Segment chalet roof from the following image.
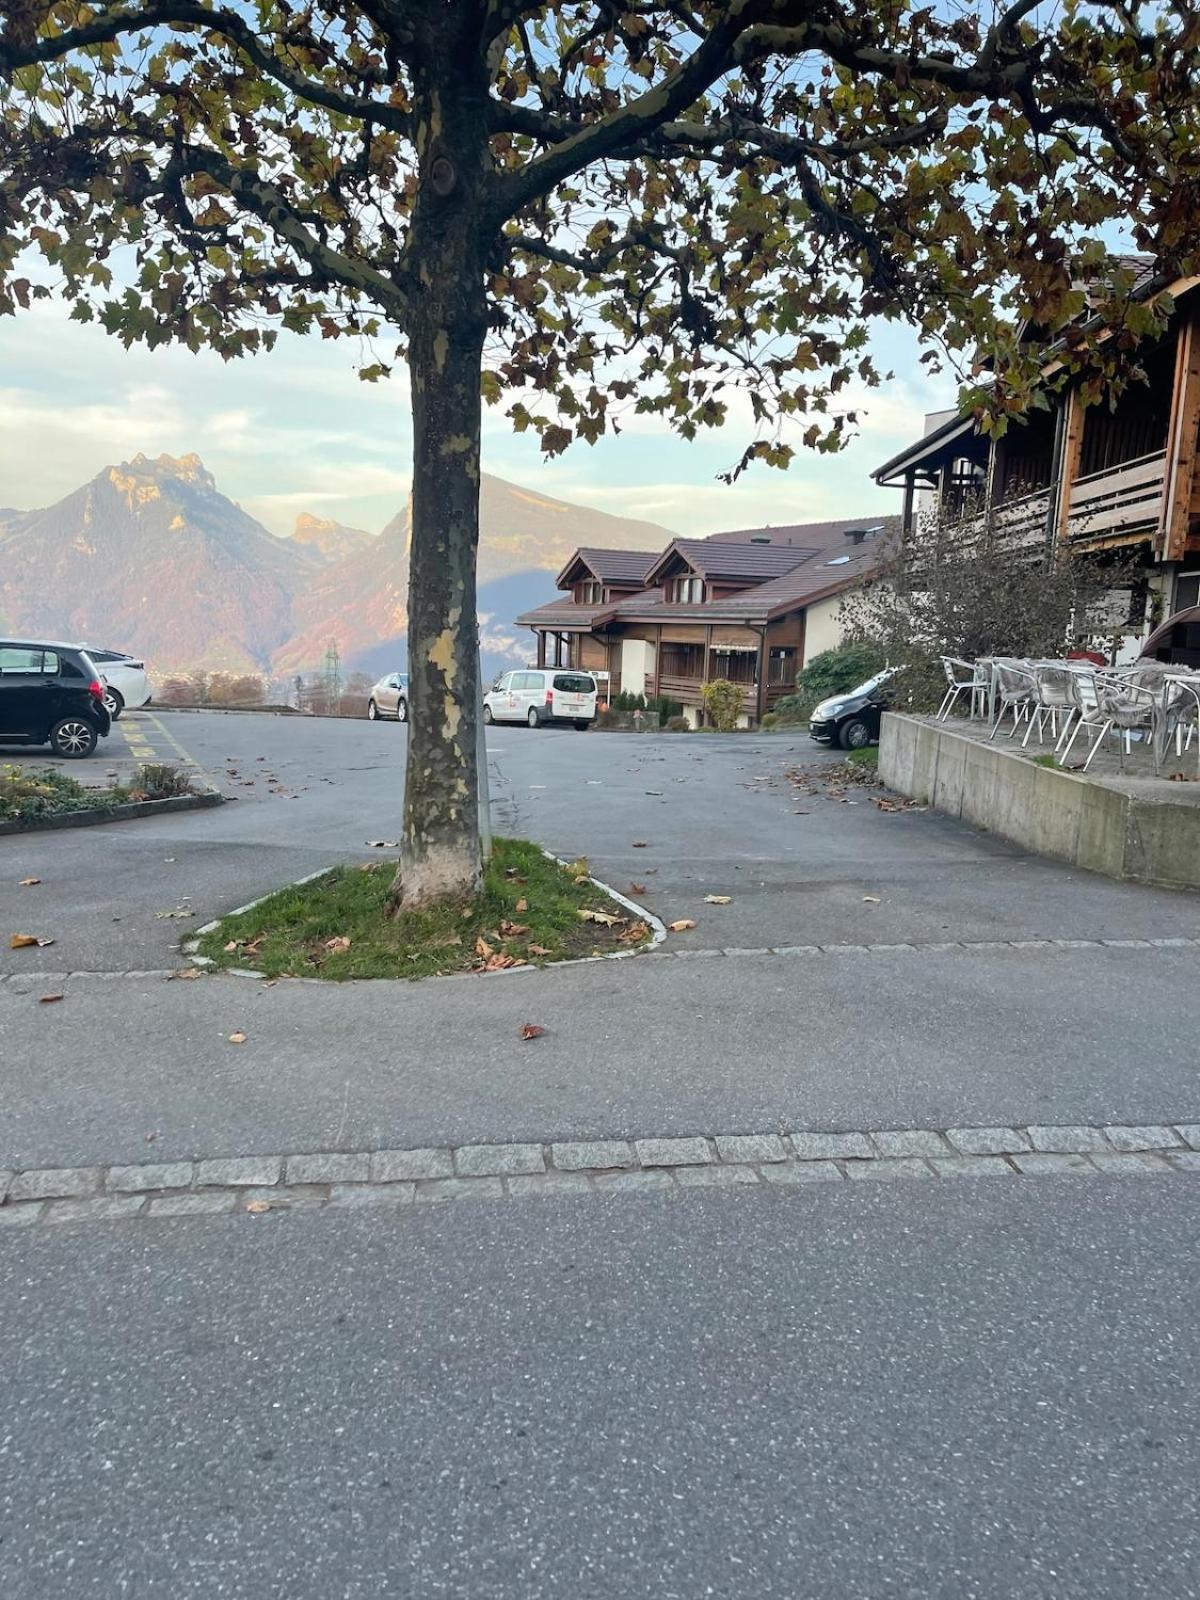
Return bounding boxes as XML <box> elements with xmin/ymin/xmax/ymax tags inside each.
<box><xmin>514</xmin><ymin>598</ymin><xmax>613</xmax><ymax>630</ymax></box>
<box><xmin>644</xmin><ymin>537</ymin><xmax>819</xmax><ymax>586</ymax></box>
<box><xmin>704</xmin><ymin>516</ymin><xmax>891</xmax><ymax>550</ymax></box>
<box><xmin>555</xmin><ymin>546</ymin><xmax>658</xmax><ymax>589</ymax></box>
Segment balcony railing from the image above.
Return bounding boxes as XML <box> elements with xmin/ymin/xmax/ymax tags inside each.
<box><xmin>1066</xmin><ymin>450</ymin><xmax>1166</xmax><ymax>542</ymax></box>
<box><xmin>657</xmin><ymin>672</ymin><xmax>759</xmax><ymax>715</ymax></box>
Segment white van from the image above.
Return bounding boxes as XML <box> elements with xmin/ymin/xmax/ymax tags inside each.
<box><xmin>484</xmin><ymin>669</ymin><xmax>598</xmax><ymax>729</ymax></box>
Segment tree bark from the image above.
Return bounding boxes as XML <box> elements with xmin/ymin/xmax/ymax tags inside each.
<box><xmin>390</xmin><ymin>13</ymin><xmax>492</xmax><ymax>911</ymax></box>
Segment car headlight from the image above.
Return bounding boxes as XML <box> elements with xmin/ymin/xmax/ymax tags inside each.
<box><xmin>812</xmin><ymin>698</ymin><xmax>844</xmax><ymax>720</ymax></box>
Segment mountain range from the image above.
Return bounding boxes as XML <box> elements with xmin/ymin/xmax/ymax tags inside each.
<box><xmin>0</xmin><ymin>453</ymin><xmax>673</xmax><ymax>683</ymax></box>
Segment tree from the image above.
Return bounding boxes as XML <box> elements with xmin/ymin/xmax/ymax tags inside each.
<box><xmin>3</xmin><ymin>2</ymin><xmax>1198</xmax><ymax>906</ymax></box>
<box><xmin>839</xmin><ymin>507</ymin><xmax>1144</xmax><ymax>708</ymax></box>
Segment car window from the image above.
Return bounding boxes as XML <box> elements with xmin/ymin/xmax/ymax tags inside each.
<box><xmin>553</xmin><ymin>674</ymin><xmax>596</xmax><ymax>694</ymax></box>
<box><xmin>0</xmin><ymin>646</ymin><xmax>57</xmax><ymax>675</ymax></box>
<box><xmin>493</xmin><ymin>673</ymin><xmax>511</xmax><ymax>691</ymax></box>
<box><xmin>59</xmin><ymin>657</ymin><xmax>85</xmax><ymax>679</ymax></box>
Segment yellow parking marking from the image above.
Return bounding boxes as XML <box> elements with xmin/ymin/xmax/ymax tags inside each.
<box><xmin>144</xmin><ymin>711</ymin><xmax>222</xmax><ymax>793</ymax></box>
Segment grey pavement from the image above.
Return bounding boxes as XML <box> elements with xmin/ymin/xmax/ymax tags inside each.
<box><xmin>3</xmin><ymin>1182</ymin><xmax>1200</xmax><ymax>1599</ymax></box>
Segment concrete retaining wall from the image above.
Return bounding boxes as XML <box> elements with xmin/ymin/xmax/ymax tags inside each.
<box><xmin>879</xmin><ymin>713</ymin><xmax>1200</xmax><ymax>892</ymax></box>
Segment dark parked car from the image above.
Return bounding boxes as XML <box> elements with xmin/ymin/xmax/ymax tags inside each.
<box><xmin>809</xmin><ymin>667</ymin><xmax>899</xmax><ymax>750</ymax></box>
<box><xmin>0</xmin><ymin>641</ymin><xmax>111</xmax><ymax>757</ymax></box>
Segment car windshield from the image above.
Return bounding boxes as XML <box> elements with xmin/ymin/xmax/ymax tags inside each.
<box><xmin>553</xmin><ymin>674</ymin><xmax>595</xmax><ymax>694</ymax></box>
<box><xmin>847</xmin><ymin>669</ymin><xmax>896</xmax><ymax>698</ymax></box>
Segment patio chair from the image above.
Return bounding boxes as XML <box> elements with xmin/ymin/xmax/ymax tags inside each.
<box><xmin>1058</xmin><ymin>669</ymin><xmax>1159</xmax><ymax>771</ymax></box>
<box><xmin>988</xmin><ymin>659</ymin><xmax>1037</xmax><ymax>741</ymax></box>
<box><xmin>1022</xmin><ymin>663</ymin><xmax>1078</xmax><ymax>748</ymax></box>
<box><xmin>936</xmin><ymin>657</ymin><xmax>989</xmax><ymax>721</ymax></box>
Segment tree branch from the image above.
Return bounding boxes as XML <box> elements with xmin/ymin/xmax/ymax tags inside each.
<box><xmin>0</xmin><ymin>1</ymin><xmax>416</xmax><ymax>135</ymax></box>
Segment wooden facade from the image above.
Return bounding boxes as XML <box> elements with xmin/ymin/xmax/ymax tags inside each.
<box><xmin>873</xmin><ymin>285</ymin><xmax>1200</xmax><ymax>638</ymax></box>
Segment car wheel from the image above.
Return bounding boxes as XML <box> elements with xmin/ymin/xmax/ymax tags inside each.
<box><xmin>839</xmin><ymin>716</ymin><xmax>873</xmax><ymax>751</ymax></box>
<box><xmin>527</xmin><ymin>707</ymin><xmax>541</xmax><ymax>728</ymax></box>
<box><xmin>103</xmin><ymin>687</ymin><xmax>124</xmax><ymax>719</ymax></box>
<box><xmin>483</xmin><ymin>705</ymin><xmax>494</xmax><ymax>725</ymax></box>
<box><xmin>51</xmin><ymin>718</ymin><xmax>98</xmax><ymax>758</ymax></box>
<box><xmin>396</xmin><ymin>698</ymin><xmax>408</xmax><ymax>724</ymax></box>
<box><xmin>367</xmin><ymin>699</ymin><xmax>379</xmax><ymax>720</ymax></box>
<box><xmin>574</xmin><ymin>720</ymin><xmax>591</xmax><ymax>732</ymax></box>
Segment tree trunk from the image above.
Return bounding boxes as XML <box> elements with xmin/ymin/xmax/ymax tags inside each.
<box><xmin>390</xmin><ymin>22</ymin><xmax>492</xmax><ymax>912</ymax></box>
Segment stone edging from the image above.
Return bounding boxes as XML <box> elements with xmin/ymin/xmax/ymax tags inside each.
<box><xmin>0</xmin><ymin>790</ymin><xmax>222</xmax><ymax>836</ymax></box>
<box><xmin>1</xmin><ymin>932</ymin><xmax>1197</xmax><ymax>990</ymax></box>
<box><xmin>179</xmin><ymin>859</ymin><xmax>667</xmax><ymax>980</ymax></box>
<box><xmin>5</xmin><ymin>1121</ymin><xmax>1200</xmax><ymax>1227</ymax></box>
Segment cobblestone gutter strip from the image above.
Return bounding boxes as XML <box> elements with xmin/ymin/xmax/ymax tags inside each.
<box><xmin>4</xmin><ymin>934</ymin><xmax>1196</xmax><ymax>990</ymax></box>
<box><xmin>5</xmin><ymin>1123</ymin><xmax>1200</xmax><ymax>1227</ymax></box>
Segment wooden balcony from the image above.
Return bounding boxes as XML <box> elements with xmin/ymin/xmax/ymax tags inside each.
<box><xmin>657</xmin><ymin>672</ymin><xmax>760</xmax><ymax>716</ymax></box>
<box><xmin>1066</xmin><ymin>450</ymin><xmax>1166</xmax><ymax>544</ymax></box>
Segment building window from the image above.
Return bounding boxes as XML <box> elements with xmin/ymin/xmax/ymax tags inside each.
<box><xmin>661</xmin><ymin>643</ymin><xmax>704</xmax><ymax>679</ymax></box>
<box><xmin>672</xmin><ymin>575</ymin><xmax>705</xmax><ymax>604</ymax></box>
<box><xmin>768</xmin><ymin>647</ymin><xmax>796</xmax><ymax>686</ymax></box>
<box><xmin>712</xmin><ymin>649</ymin><xmax>756</xmax><ymax>686</ymax></box>
<box><xmin>1176</xmin><ymin>573</ymin><xmax>1200</xmax><ymax>612</ymax></box>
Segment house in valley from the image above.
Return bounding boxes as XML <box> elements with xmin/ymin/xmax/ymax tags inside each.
<box><xmin>516</xmin><ymin>518</ymin><xmax>891</xmax><ymax>725</ymax></box>
<box><xmin>872</xmin><ymin>263</ymin><xmax>1200</xmax><ymax>655</ymax></box>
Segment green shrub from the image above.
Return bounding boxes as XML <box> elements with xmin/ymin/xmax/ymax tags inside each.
<box><xmin>702</xmin><ymin>679</ymin><xmax>743</xmax><ymax>732</ymax></box>
<box><xmin>134</xmin><ymin>763</ymin><xmax>196</xmax><ymax>799</ymax></box>
<box><xmin>664</xmin><ymin>715</ymin><xmax>691</xmax><ymax>733</ymax></box>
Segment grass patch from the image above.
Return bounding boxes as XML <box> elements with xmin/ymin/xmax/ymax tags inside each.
<box><xmin>845</xmin><ymin>747</ymin><xmax>879</xmax><ymax>770</ymax></box>
<box><xmin>0</xmin><ymin>761</ymin><xmax>198</xmax><ymax>821</ymax></box>
<box><xmin>197</xmin><ymin>837</ymin><xmax>653</xmax><ymax>981</ymax></box>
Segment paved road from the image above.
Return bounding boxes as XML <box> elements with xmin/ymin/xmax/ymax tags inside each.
<box><xmin>4</xmin><ymin>1183</ymin><xmax>1200</xmax><ymax>1599</ymax></box>
<box><xmin>4</xmin><ymin>708</ymin><xmax>1200</xmax><ymax>1596</ymax></box>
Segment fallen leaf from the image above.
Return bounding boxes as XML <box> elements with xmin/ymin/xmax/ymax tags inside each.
<box><xmin>578</xmin><ymin>908</ymin><xmax>624</xmax><ymax>927</ymax></box>
<box><xmin>169</xmin><ymin>968</ymin><xmax>205</xmax><ymax>981</ymax></box>
<box><xmin>573</xmin><ymin>874</ymin><xmax>590</xmax><ymax>886</ymax></box>
<box><xmin>704</xmin><ymin>895</ymin><xmax>733</xmax><ymax>905</ymax></box>
<box><xmin>39</xmin><ymin>993</ymin><xmax>64</xmax><ymax>1005</ymax></box>
<box><xmin>323</xmin><ymin>935</ymin><xmax>352</xmax><ymax>953</ymax></box>
<box><xmin>862</xmin><ymin>895</ymin><xmax>881</xmax><ymax>904</ymax></box>
<box><xmin>515</xmin><ymin>897</ymin><xmax>529</xmax><ymax>913</ymax></box>
<box><xmin>483</xmin><ymin>952</ymin><xmax>522</xmax><ymax>971</ymax></box>
<box><xmin>223</xmin><ymin>940</ymin><xmax>241</xmax><ymax>953</ymax></box>
<box><xmin>500</xmin><ymin>919</ymin><xmax>529</xmax><ymax>937</ymax></box>
<box><xmin>631</xmin><ymin>841</ymin><xmax>649</xmax><ymax>848</ymax></box>
<box><xmin>519</xmin><ymin>1023</ymin><xmax>546</xmax><ymax>1041</ymax></box>
<box><xmin>668</xmin><ymin>919</ymin><xmax>697</xmax><ymax>933</ymax></box>
<box><xmin>527</xmin><ymin>943</ymin><xmax>553</xmax><ymax>957</ymax></box>
<box><xmin>18</xmin><ymin>877</ymin><xmax>40</xmax><ymax>887</ymax></box>
<box><xmin>245</xmin><ymin>1199</ymin><xmax>271</xmax><ymax>1214</ymax></box>
<box><xmin>155</xmin><ymin>907</ymin><xmax>195</xmax><ymax>920</ymax></box>
<box><xmin>475</xmin><ymin>937</ymin><xmax>495</xmax><ymax>959</ymax></box>
<box><xmin>10</xmin><ymin>933</ymin><xmax>54</xmax><ymax>948</ymax></box>
<box><xmin>628</xmin><ymin>883</ymin><xmax>647</xmax><ymax>896</ymax></box>
<box><xmin>228</xmin><ymin>1031</ymin><xmax>247</xmax><ymax>1044</ymax></box>
<box><xmin>620</xmin><ymin>921</ymin><xmax>651</xmax><ymax>943</ymax></box>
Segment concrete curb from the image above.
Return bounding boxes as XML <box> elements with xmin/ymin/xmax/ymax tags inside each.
<box><xmin>0</xmin><ymin>790</ymin><xmax>223</xmax><ymax>836</ymax></box>
<box><xmin>5</xmin><ymin>1119</ymin><xmax>1200</xmax><ymax>1227</ymax></box>
<box><xmin>180</xmin><ymin>858</ymin><xmax>667</xmax><ymax>981</ymax></box>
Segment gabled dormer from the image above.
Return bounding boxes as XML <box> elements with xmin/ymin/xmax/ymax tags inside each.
<box><xmin>555</xmin><ymin>547</ymin><xmax>658</xmax><ymax>605</ymax></box>
<box><xmin>643</xmin><ymin>538</ymin><xmax>821</xmax><ymax>603</ymax></box>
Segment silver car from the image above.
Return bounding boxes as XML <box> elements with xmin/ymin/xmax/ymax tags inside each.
<box><xmin>367</xmin><ymin>671</ymin><xmax>409</xmax><ymax>722</ymax></box>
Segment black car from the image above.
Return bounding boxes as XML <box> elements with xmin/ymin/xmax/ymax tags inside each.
<box><xmin>808</xmin><ymin>668</ymin><xmax>899</xmax><ymax>750</ymax></box>
<box><xmin>0</xmin><ymin>640</ymin><xmax>112</xmax><ymax>757</ymax></box>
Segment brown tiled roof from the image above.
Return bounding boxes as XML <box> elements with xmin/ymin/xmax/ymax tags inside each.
<box><xmin>704</xmin><ymin>517</ymin><xmax>890</xmax><ymax>551</ymax></box>
<box><xmin>645</xmin><ymin>538</ymin><xmax>820</xmax><ymax>586</ymax></box>
<box><xmin>555</xmin><ymin>547</ymin><xmax>658</xmax><ymax>588</ymax></box>
<box><xmin>515</xmin><ymin>598</ymin><xmax>613</xmax><ymax>629</ymax></box>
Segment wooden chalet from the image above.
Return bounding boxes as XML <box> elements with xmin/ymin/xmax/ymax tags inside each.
<box><xmin>872</xmin><ymin>263</ymin><xmax>1200</xmax><ymax>647</ymax></box>
<box><xmin>516</xmin><ymin>520</ymin><xmax>890</xmax><ymax>726</ymax></box>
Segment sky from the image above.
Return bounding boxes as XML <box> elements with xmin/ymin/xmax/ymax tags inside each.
<box><xmin>0</xmin><ymin>293</ymin><xmax>955</xmax><ymax>539</ymax></box>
